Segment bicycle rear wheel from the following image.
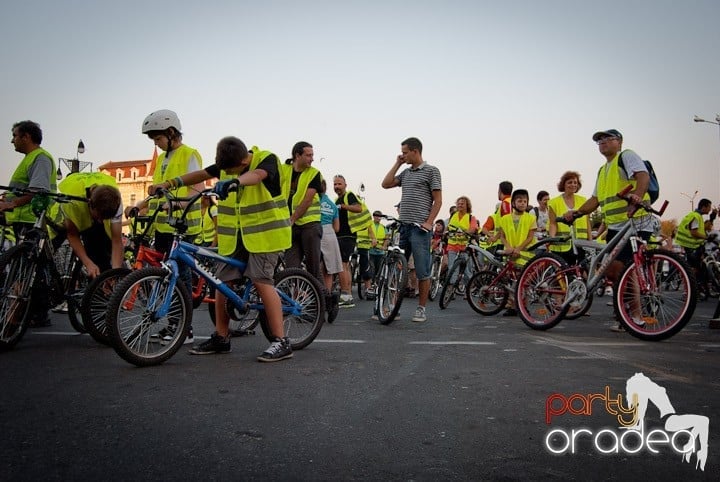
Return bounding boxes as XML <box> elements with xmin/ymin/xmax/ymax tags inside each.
<box><xmin>209</xmin><ymin>278</ymin><xmax>261</xmax><ymax>336</ymax></box>
<box><xmin>81</xmin><ymin>267</ymin><xmax>131</xmax><ymax>346</ymax></box>
<box><xmin>439</xmin><ymin>260</ymin><xmax>463</xmax><ymax>310</ymax></box>
<box><xmin>376</xmin><ymin>253</ymin><xmax>407</xmax><ymax>324</ymax></box>
<box><xmin>615</xmin><ymin>251</ymin><xmax>697</xmax><ymax>341</ymax></box>
<box><xmin>106</xmin><ymin>267</ymin><xmax>192</xmax><ymax>366</ymax></box>
<box><xmin>428</xmin><ymin>255</ymin><xmax>442</xmax><ymax>301</ymax></box>
<box><xmin>259</xmin><ymin>268</ymin><xmax>325</xmax><ymax>350</ymax></box>
<box><xmin>516</xmin><ymin>254</ymin><xmax>570</xmax><ymax>330</ymax></box>
<box><xmin>0</xmin><ymin>245</ymin><xmax>35</xmax><ymax>351</ymax></box>
<box><xmin>65</xmin><ymin>259</ymin><xmax>89</xmax><ymax>334</ymax></box>
<box><xmin>466</xmin><ymin>269</ymin><xmax>508</xmax><ymax>316</ymax></box>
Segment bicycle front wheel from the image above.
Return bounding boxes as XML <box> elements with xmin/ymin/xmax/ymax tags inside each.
<box><xmin>376</xmin><ymin>253</ymin><xmax>407</xmax><ymax>324</ymax></box>
<box><xmin>439</xmin><ymin>260</ymin><xmax>463</xmax><ymax>310</ymax></box>
<box><xmin>65</xmin><ymin>258</ymin><xmax>90</xmax><ymax>334</ymax></box>
<box><xmin>615</xmin><ymin>251</ymin><xmax>697</xmax><ymax>341</ymax></box>
<box><xmin>466</xmin><ymin>269</ymin><xmax>507</xmax><ymax>316</ymax></box>
<box><xmin>428</xmin><ymin>255</ymin><xmax>442</xmax><ymax>301</ymax></box>
<box><xmin>106</xmin><ymin>267</ymin><xmax>192</xmax><ymax>366</ymax></box>
<box><xmin>259</xmin><ymin>268</ymin><xmax>325</xmax><ymax>350</ymax></box>
<box><xmin>81</xmin><ymin>267</ymin><xmax>131</xmax><ymax>346</ymax></box>
<box><xmin>0</xmin><ymin>245</ymin><xmax>35</xmax><ymax>351</ymax></box>
<box><xmin>516</xmin><ymin>254</ymin><xmax>570</xmax><ymax>330</ymax></box>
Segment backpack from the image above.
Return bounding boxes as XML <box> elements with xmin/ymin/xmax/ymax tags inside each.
<box><xmin>618</xmin><ymin>151</ymin><xmax>660</xmax><ymax>204</ymax></box>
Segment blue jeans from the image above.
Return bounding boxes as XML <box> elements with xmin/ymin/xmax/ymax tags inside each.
<box><xmin>399</xmin><ymin>225</ymin><xmax>432</xmax><ymax>280</ymax></box>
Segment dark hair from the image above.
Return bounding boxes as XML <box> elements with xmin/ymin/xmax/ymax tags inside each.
<box><xmin>89</xmin><ymin>185</ymin><xmax>122</xmax><ymax>219</ymax></box>
<box><xmin>499</xmin><ymin>181</ymin><xmax>513</xmax><ymax>196</ymax></box>
<box><xmin>557</xmin><ymin>171</ymin><xmax>582</xmax><ymax>192</ymax></box>
<box><xmin>536</xmin><ymin>190</ymin><xmax>549</xmax><ymax>202</ymax></box>
<box><xmin>216</xmin><ymin>136</ymin><xmax>249</xmax><ymax>170</ymax></box>
<box><xmin>401</xmin><ymin>137</ymin><xmax>423</xmax><ymax>154</ymax></box>
<box><xmin>145</xmin><ymin>127</ymin><xmax>181</xmax><ymax>142</ymax></box>
<box><xmin>13</xmin><ymin>120</ymin><xmax>42</xmax><ymax>144</ymax></box>
<box><xmin>511</xmin><ymin>189</ymin><xmax>529</xmax><ymax>204</ymax></box>
<box><xmin>292</xmin><ymin>141</ymin><xmax>312</xmax><ymax>159</ymax></box>
<box><xmin>699</xmin><ymin>198</ymin><xmax>712</xmax><ymax>210</ymax></box>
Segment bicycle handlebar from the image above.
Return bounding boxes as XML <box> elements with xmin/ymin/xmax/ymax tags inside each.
<box><xmin>0</xmin><ymin>185</ymin><xmax>88</xmax><ymax>203</ymax></box>
<box><xmin>378</xmin><ymin>214</ymin><xmax>428</xmax><ymax>232</ymax></box>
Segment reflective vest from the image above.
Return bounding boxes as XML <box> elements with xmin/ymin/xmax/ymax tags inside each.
<box><xmin>216</xmin><ymin>147</ymin><xmax>291</xmax><ymax>255</ymax></box>
<box><xmin>548</xmin><ymin>194</ymin><xmax>590</xmax><ymax>253</ymax></box>
<box><xmin>339</xmin><ymin>192</ymin><xmax>371</xmax><ymax>233</ymax></box>
<box><xmin>6</xmin><ymin>147</ymin><xmax>57</xmax><ymax>223</ymax></box>
<box><xmin>597</xmin><ymin>150</ymin><xmax>650</xmax><ymax>225</ymax></box>
<box><xmin>675</xmin><ymin>211</ymin><xmax>705</xmax><ymax>249</ymax></box>
<box><xmin>195</xmin><ymin>204</ymin><xmax>218</xmax><ymax>245</ymax></box>
<box><xmin>149</xmin><ymin>144</ymin><xmax>203</xmax><ymax>235</ymax></box>
<box><xmin>447</xmin><ymin>212</ymin><xmax>474</xmax><ymax>249</ymax></box>
<box><xmin>499</xmin><ymin>212</ymin><xmax>535</xmax><ymax>266</ymax></box>
<box><xmin>284</xmin><ymin>165</ymin><xmax>321</xmax><ymax>225</ymax></box>
<box><xmin>369</xmin><ymin>222</ymin><xmax>386</xmax><ymax>254</ymax></box>
<box><xmin>59</xmin><ymin>172</ymin><xmax>119</xmax><ymax>239</ymax></box>
<box><xmin>356</xmin><ymin>225</ymin><xmax>373</xmax><ymax>249</ymax></box>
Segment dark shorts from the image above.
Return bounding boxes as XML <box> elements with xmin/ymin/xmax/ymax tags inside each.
<box><xmin>606</xmin><ymin>229</ymin><xmax>652</xmax><ymax>263</ymax></box>
<box><xmin>337</xmin><ymin>236</ymin><xmax>356</xmax><ymax>263</ymax></box>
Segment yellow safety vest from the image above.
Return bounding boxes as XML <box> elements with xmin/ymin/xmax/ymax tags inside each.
<box><xmin>596</xmin><ymin>150</ymin><xmax>650</xmax><ymax>225</ymax></box>
<box><xmin>6</xmin><ymin>148</ymin><xmax>57</xmax><ymax>224</ymax></box>
<box><xmin>284</xmin><ymin>164</ymin><xmax>321</xmax><ymax>225</ymax></box>
<box><xmin>447</xmin><ymin>212</ymin><xmax>474</xmax><ymax>249</ymax></box>
<box><xmin>675</xmin><ymin>211</ymin><xmax>705</xmax><ymax>249</ymax></box>
<box><xmin>356</xmin><ymin>225</ymin><xmax>373</xmax><ymax>249</ymax></box>
<box><xmin>339</xmin><ymin>192</ymin><xmax>371</xmax><ymax>233</ymax></box>
<box><xmin>149</xmin><ymin>144</ymin><xmax>203</xmax><ymax>235</ymax></box>
<box><xmin>499</xmin><ymin>212</ymin><xmax>535</xmax><ymax>266</ymax></box>
<box><xmin>548</xmin><ymin>194</ymin><xmax>590</xmax><ymax>253</ymax></box>
<box><xmin>58</xmin><ymin>172</ymin><xmax>119</xmax><ymax>239</ymax></box>
<box><xmin>195</xmin><ymin>204</ymin><xmax>218</xmax><ymax>245</ymax></box>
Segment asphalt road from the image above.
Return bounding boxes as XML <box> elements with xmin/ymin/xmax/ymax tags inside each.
<box><xmin>1</xmin><ymin>291</ymin><xmax>718</xmax><ymax>481</ymax></box>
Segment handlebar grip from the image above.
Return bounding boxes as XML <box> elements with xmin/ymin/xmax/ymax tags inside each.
<box><xmin>657</xmin><ymin>200</ymin><xmax>669</xmax><ymax>217</ymax></box>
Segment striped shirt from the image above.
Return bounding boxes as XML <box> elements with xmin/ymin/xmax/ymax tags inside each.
<box><xmin>396</xmin><ymin>162</ymin><xmax>442</xmax><ymax>224</ymax></box>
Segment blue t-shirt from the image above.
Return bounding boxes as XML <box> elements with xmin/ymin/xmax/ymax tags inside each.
<box><xmin>320</xmin><ymin>193</ymin><xmax>338</xmax><ymax>226</ymax></box>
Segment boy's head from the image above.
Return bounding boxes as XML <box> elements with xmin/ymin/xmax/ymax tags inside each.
<box><xmin>216</xmin><ymin>136</ymin><xmax>250</xmax><ymax>173</ymax></box>
<box><xmin>88</xmin><ymin>185</ymin><xmax>122</xmax><ymax>222</ymax></box>
<box><xmin>498</xmin><ymin>181</ymin><xmax>513</xmax><ymax>199</ymax></box>
<box><xmin>141</xmin><ymin>110</ymin><xmax>182</xmax><ymax>150</ymax></box>
<box><xmin>511</xmin><ymin>189</ymin><xmax>529</xmax><ymax>213</ymax></box>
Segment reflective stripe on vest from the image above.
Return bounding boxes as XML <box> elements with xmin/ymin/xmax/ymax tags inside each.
<box><xmin>447</xmin><ymin>212</ymin><xmax>472</xmax><ymax>248</ymax></box>
<box><xmin>342</xmin><ymin>192</ymin><xmax>372</xmax><ymax>233</ymax></box>
<box><xmin>195</xmin><ymin>205</ymin><xmax>218</xmax><ymax>245</ymax></box>
<box><xmin>6</xmin><ymin>148</ymin><xmax>57</xmax><ymax>223</ymax></box>
<box><xmin>597</xmin><ymin>151</ymin><xmax>650</xmax><ymax>225</ymax></box>
<box><xmin>148</xmin><ymin>144</ymin><xmax>203</xmax><ymax>235</ymax></box>
<box><xmin>356</xmin><ymin>226</ymin><xmax>372</xmax><ymax>249</ymax></box>
<box><xmin>499</xmin><ymin>212</ymin><xmax>535</xmax><ymax>266</ymax></box>
<box><xmin>675</xmin><ymin>211</ymin><xmax>705</xmax><ymax>249</ymax></box>
<box><xmin>548</xmin><ymin>194</ymin><xmax>589</xmax><ymax>253</ymax></box>
<box><xmin>285</xmin><ymin>165</ymin><xmax>321</xmax><ymax>225</ymax></box>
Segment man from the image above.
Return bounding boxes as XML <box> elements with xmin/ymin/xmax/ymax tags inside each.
<box><xmin>283</xmin><ymin>141</ymin><xmax>323</xmax><ymax>282</ymax></box>
<box><xmin>497</xmin><ymin>181</ymin><xmax>513</xmax><ymax>217</ymax></box>
<box><xmin>381</xmin><ymin>137</ymin><xmax>442</xmax><ymax>322</ymax></box>
<box><xmin>0</xmin><ymin>120</ymin><xmax>57</xmax><ymax>326</ymax></box>
<box><xmin>675</xmin><ymin>198</ymin><xmax>713</xmax><ymax>298</ymax></box>
<box><xmin>334</xmin><ymin>175</ymin><xmax>370</xmax><ymax>307</ymax></box>
<box><xmin>564</xmin><ymin>128</ymin><xmax>654</xmax><ymax>332</ymax></box>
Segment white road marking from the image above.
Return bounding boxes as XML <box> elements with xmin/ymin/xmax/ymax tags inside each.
<box><xmin>314</xmin><ymin>339</ymin><xmax>366</xmax><ymax>343</ymax></box>
<box><xmin>409</xmin><ymin>341</ymin><xmax>496</xmax><ymax>345</ymax></box>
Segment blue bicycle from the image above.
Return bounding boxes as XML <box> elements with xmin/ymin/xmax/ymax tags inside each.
<box><xmin>105</xmin><ymin>189</ymin><xmax>325</xmax><ymax>366</ymax></box>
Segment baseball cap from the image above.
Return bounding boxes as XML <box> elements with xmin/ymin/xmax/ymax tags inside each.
<box><xmin>592</xmin><ymin>129</ymin><xmax>623</xmax><ymax>142</ymax></box>
<box><xmin>373</xmin><ymin>210</ymin><xmax>382</xmax><ymax>216</ymax></box>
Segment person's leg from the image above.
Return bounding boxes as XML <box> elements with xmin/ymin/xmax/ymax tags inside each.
<box><xmin>301</xmin><ymin>222</ymin><xmax>323</xmax><ymax>283</ymax></box>
<box><xmin>250</xmin><ymin>252</ymin><xmax>293</xmax><ymax>362</ymax></box>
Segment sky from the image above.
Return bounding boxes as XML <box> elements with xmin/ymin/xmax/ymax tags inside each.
<box><xmin>1</xmin><ymin>0</ymin><xmax>719</xmax><ymax>223</ymax></box>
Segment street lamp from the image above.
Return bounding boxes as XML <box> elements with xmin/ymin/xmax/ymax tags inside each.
<box><xmin>693</xmin><ymin>114</ymin><xmax>720</xmax><ymax>203</ymax></box>
<box><xmin>680</xmin><ymin>190</ymin><xmax>699</xmax><ymax>210</ymax></box>
<box><xmin>58</xmin><ymin>139</ymin><xmax>92</xmax><ymax>178</ymax></box>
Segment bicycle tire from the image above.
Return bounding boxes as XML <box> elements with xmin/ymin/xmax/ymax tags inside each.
<box><xmin>106</xmin><ymin>267</ymin><xmax>192</xmax><ymax>366</ymax></box>
<box><xmin>0</xmin><ymin>245</ymin><xmax>35</xmax><ymax>351</ymax></box>
<box><xmin>209</xmin><ymin>278</ymin><xmax>261</xmax><ymax>335</ymax></box>
<box><xmin>515</xmin><ymin>253</ymin><xmax>570</xmax><ymax>330</ymax></box>
<box><xmin>467</xmin><ymin>269</ymin><xmax>508</xmax><ymax>316</ymax></box>
<box><xmin>615</xmin><ymin>251</ymin><xmax>697</xmax><ymax>341</ymax></box>
<box><xmin>439</xmin><ymin>259</ymin><xmax>464</xmax><ymax>310</ymax></box>
<box><xmin>66</xmin><ymin>259</ymin><xmax>89</xmax><ymax>334</ymax></box>
<box><xmin>258</xmin><ymin>268</ymin><xmax>325</xmax><ymax>349</ymax></box>
<box><xmin>376</xmin><ymin>253</ymin><xmax>407</xmax><ymax>324</ymax></box>
<box><xmin>707</xmin><ymin>260</ymin><xmax>720</xmax><ymax>293</ymax></box>
<box><xmin>428</xmin><ymin>255</ymin><xmax>442</xmax><ymax>301</ymax></box>
<box><xmin>81</xmin><ymin>267</ymin><xmax>131</xmax><ymax>346</ymax></box>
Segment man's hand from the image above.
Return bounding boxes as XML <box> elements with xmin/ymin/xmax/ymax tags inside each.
<box><xmin>148</xmin><ymin>183</ymin><xmax>166</xmax><ymax>196</ymax></box>
<box><xmin>213</xmin><ymin>179</ymin><xmax>239</xmax><ymax>200</ymax></box>
<box><xmin>84</xmin><ymin>261</ymin><xmax>101</xmax><ymax>279</ymax></box>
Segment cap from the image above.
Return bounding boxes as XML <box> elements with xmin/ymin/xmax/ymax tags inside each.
<box><xmin>592</xmin><ymin>129</ymin><xmax>623</xmax><ymax>142</ymax></box>
<box><xmin>373</xmin><ymin>210</ymin><xmax>382</xmax><ymax>216</ymax></box>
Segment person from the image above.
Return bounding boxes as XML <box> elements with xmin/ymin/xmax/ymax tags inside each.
<box><xmin>56</xmin><ymin>172</ymin><xmax>124</xmax><ymax>278</ymax></box>
<box><xmin>0</xmin><ymin>120</ymin><xmax>57</xmax><ymax>326</ymax></box>
<box><xmin>497</xmin><ymin>181</ymin><xmax>513</xmax><ymax>217</ymax></box>
<box><xmin>150</xmin><ymin>137</ymin><xmax>293</xmax><ymax>362</ymax></box>
<box><xmin>563</xmin><ymin>128</ymin><xmax>655</xmax><ymax>332</ymax></box>
<box><xmin>498</xmin><ymin>189</ymin><xmax>537</xmax><ymax>316</ymax></box>
<box><xmin>127</xmin><ymin>110</ymin><xmax>205</xmax><ymax>343</ymax></box>
<box><xmin>368</xmin><ymin>210</ymin><xmax>388</xmax><ymax>297</ymax></box>
<box><xmin>334</xmin><ymin>175</ymin><xmax>370</xmax><ymax>307</ymax></box>
<box><xmin>194</xmin><ymin>195</ymin><xmax>218</xmax><ymax>247</ymax></box>
<box><xmin>319</xmin><ymin>179</ymin><xmax>343</xmax><ymax>292</ymax></box>
<box><xmin>675</xmin><ymin>198</ymin><xmax>713</xmax><ymax>298</ymax></box>
<box><xmin>547</xmin><ymin>171</ymin><xmax>591</xmax><ymax>265</ymax></box>
<box><xmin>533</xmin><ymin>190</ymin><xmax>550</xmax><ymax>241</ymax></box>
<box><xmin>283</xmin><ymin>142</ymin><xmax>323</xmax><ymax>282</ymax></box>
<box><xmin>443</xmin><ymin>205</ymin><xmax>457</xmax><ymax>231</ymax></box>
<box><xmin>446</xmin><ymin>195</ymin><xmax>479</xmax><ymax>288</ymax></box>
<box><xmin>355</xmin><ymin>219</ymin><xmax>377</xmax><ymax>296</ymax></box>
<box><xmin>381</xmin><ymin>137</ymin><xmax>442</xmax><ymax>322</ymax></box>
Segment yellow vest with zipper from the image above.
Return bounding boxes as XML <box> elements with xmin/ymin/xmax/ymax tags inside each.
<box><xmin>675</xmin><ymin>211</ymin><xmax>705</xmax><ymax>249</ymax></box>
<box><xmin>548</xmin><ymin>194</ymin><xmax>589</xmax><ymax>253</ymax></box>
<box><xmin>284</xmin><ymin>164</ymin><xmax>321</xmax><ymax>225</ymax></box>
<box><xmin>596</xmin><ymin>150</ymin><xmax>650</xmax><ymax>225</ymax></box>
<box><xmin>340</xmin><ymin>192</ymin><xmax>371</xmax><ymax>233</ymax></box>
<box><xmin>499</xmin><ymin>212</ymin><xmax>535</xmax><ymax>266</ymax></box>
<box><xmin>6</xmin><ymin>147</ymin><xmax>58</xmax><ymax>224</ymax></box>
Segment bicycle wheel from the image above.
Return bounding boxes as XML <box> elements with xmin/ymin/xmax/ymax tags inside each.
<box><xmin>515</xmin><ymin>254</ymin><xmax>570</xmax><ymax>330</ymax></box>
<box><xmin>106</xmin><ymin>267</ymin><xmax>192</xmax><ymax>366</ymax></box>
<box><xmin>428</xmin><ymin>255</ymin><xmax>442</xmax><ymax>301</ymax></box>
<box><xmin>615</xmin><ymin>251</ymin><xmax>697</xmax><ymax>341</ymax></box>
<box><xmin>81</xmin><ymin>267</ymin><xmax>131</xmax><ymax>346</ymax></box>
<box><xmin>209</xmin><ymin>278</ymin><xmax>261</xmax><ymax>335</ymax></box>
<box><xmin>65</xmin><ymin>259</ymin><xmax>90</xmax><ymax>334</ymax></box>
<box><xmin>564</xmin><ymin>276</ymin><xmax>593</xmax><ymax>320</ymax></box>
<box><xmin>706</xmin><ymin>260</ymin><xmax>720</xmax><ymax>295</ymax></box>
<box><xmin>439</xmin><ymin>259</ymin><xmax>464</xmax><ymax>310</ymax></box>
<box><xmin>467</xmin><ymin>269</ymin><xmax>508</xmax><ymax>316</ymax></box>
<box><xmin>376</xmin><ymin>253</ymin><xmax>407</xmax><ymax>324</ymax></box>
<box><xmin>0</xmin><ymin>245</ymin><xmax>35</xmax><ymax>351</ymax></box>
<box><xmin>259</xmin><ymin>268</ymin><xmax>325</xmax><ymax>350</ymax></box>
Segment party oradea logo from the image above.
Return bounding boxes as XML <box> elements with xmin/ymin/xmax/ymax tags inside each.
<box><xmin>544</xmin><ymin>372</ymin><xmax>709</xmax><ymax>471</ymax></box>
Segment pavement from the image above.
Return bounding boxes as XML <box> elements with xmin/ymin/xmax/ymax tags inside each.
<box><xmin>1</xmin><ymin>291</ymin><xmax>718</xmax><ymax>481</ymax></box>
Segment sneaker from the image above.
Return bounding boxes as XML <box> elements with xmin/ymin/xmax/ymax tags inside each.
<box><xmin>371</xmin><ymin>314</ymin><xmax>379</xmax><ymax>321</ymax></box>
<box><xmin>189</xmin><ymin>332</ymin><xmax>231</xmax><ymax>355</ymax></box>
<box><xmin>51</xmin><ymin>301</ymin><xmax>68</xmax><ymax>313</ymax></box>
<box><xmin>339</xmin><ymin>295</ymin><xmax>355</xmax><ymax>308</ymax></box>
<box><xmin>184</xmin><ymin>327</ymin><xmax>195</xmax><ymax>345</ymax></box>
<box><xmin>604</xmin><ymin>286</ymin><xmax>613</xmax><ymax>296</ymax></box>
<box><xmin>412</xmin><ymin>306</ymin><xmax>427</xmax><ymax>322</ymax></box>
<box><xmin>502</xmin><ymin>308</ymin><xmax>518</xmax><ymax>317</ymax></box>
<box><xmin>257</xmin><ymin>337</ymin><xmax>293</xmax><ymax>362</ymax></box>
<box><xmin>29</xmin><ymin>312</ymin><xmax>52</xmax><ymax>328</ymax></box>
<box><xmin>610</xmin><ymin>323</ymin><xmax>625</xmax><ymax>332</ymax></box>
<box><xmin>151</xmin><ymin>326</ymin><xmax>176</xmax><ymax>343</ymax></box>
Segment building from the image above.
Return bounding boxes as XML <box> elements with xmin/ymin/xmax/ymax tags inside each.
<box><xmin>96</xmin><ymin>148</ymin><xmax>159</xmax><ymax>214</ymax></box>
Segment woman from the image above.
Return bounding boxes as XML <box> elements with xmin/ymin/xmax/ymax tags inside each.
<box><xmin>446</xmin><ymin>196</ymin><xmax>478</xmax><ymax>287</ymax></box>
<box><xmin>547</xmin><ymin>171</ymin><xmax>591</xmax><ymax>265</ymax></box>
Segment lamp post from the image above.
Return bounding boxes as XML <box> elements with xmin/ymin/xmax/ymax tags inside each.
<box><xmin>694</xmin><ymin>115</ymin><xmax>720</xmax><ymax>198</ymax></box>
<box><xmin>680</xmin><ymin>190</ymin><xmax>699</xmax><ymax>210</ymax></box>
<box><xmin>58</xmin><ymin>139</ymin><xmax>92</xmax><ymax>178</ymax></box>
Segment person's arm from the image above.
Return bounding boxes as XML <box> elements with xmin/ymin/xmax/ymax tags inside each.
<box><xmin>518</xmin><ymin>228</ymin><xmax>537</xmax><ymax>252</ymax></box>
<box><xmin>423</xmin><ymin>190</ymin><xmax>442</xmax><ymax>231</ymax></box>
<box><xmin>548</xmin><ymin>205</ymin><xmax>558</xmax><ymax>237</ymax></box>
<box><xmin>340</xmin><ymin>192</ymin><xmax>362</xmax><ymax>213</ymax></box>
<box><xmin>110</xmin><ymin>222</ymin><xmax>124</xmax><ymax>269</ymax></box>
<box><xmin>65</xmin><ymin>219</ymin><xmax>100</xmax><ymax>278</ymax></box>
<box><xmin>564</xmin><ymin>196</ymin><xmax>599</xmax><ymax>222</ymax></box>
<box><xmin>332</xmin><ymin>217</ymin><xmax>340</xmax><ymax>233</ymax></box>
<box><xmin>381</xmin><ymin>156</ymin><xmax>405</xmax><ymax>189</ymax></box>
<box><xmin>368</xmin><ymin>223</ymin><xmax>377</xmax><ymax>247</ymax></box>
<box><xmin>291</xmin><ymin>188</ymin><xmax>318</xmax><ymax>224</ymax></box>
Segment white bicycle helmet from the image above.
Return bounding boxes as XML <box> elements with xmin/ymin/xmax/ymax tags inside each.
<box><xmin>141</xmin><ymin>109</ymin><xmax>182</xmax><ymax>133</ymax></box>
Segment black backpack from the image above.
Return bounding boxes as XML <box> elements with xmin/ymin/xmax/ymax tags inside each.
<box><xmin>618</xmin><ymin>151</ymin><xmax>660</xmax><ymax>204</ymax></box>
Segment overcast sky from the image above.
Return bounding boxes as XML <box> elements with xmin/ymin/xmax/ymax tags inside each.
<box><xmin>1</xmin><ymin>0</ymin><xmax>719</xmax><ymax>221</ymax></box>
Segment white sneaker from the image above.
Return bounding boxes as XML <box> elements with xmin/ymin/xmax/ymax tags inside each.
<box><xmin>51</xmin><ymin>301</ymin><xmax>68</xmax><ymax>313</ymax></box>
<box><xmin>412</xmin><ymin>306</ymin><xmax>427</xmax><ymax>322</ymax></box>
